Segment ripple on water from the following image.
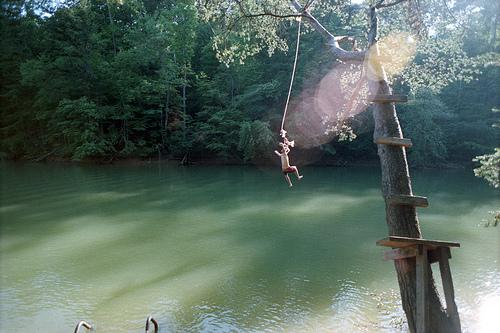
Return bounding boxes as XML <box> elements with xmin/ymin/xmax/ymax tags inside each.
<box><xmin>189</xmin><ymin>304</ymin><xmax>243</xmax><ymax>333</ymax></box>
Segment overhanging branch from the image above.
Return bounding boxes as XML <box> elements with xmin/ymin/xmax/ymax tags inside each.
<box><xmin>235</xmin><ymin>0</ymin><xmax>304</xmax><ymax>20</ymax></box>
<box><xmin>376</xmin><ymin>0</ymin><xmax>408</xmax><ymax>9</ymax></box>
<box><xmin>303</xmin><ymin>0</ymin><xmax>317</xmax><ymax>11</ymax></box>
<box><xmin>240</xmin><ymin>12</ymin><xmax>304</xmax><ymax>19</ymax></box>
<box><xmin>291</xmin><ymin>0</ymin><xmax>366</xmax><ymax>61</ymax></box>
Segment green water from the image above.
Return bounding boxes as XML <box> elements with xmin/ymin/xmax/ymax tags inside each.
<box><xmin>0</xmin><ymin>163</ymin><xmax>498</xmax><ymax>333</ymax></box>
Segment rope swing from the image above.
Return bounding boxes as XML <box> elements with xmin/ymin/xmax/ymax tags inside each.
<box><xmin>275</xmin><ymin>16</ymin><xmax>304</xmax><ymax>187</ymax></box>
<box><xmin>280</xmin><ymin>16</ymin><xmax>302</xmax><ymax>136</ymax></box>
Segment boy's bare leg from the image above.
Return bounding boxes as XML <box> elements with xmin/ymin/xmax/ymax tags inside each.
<box><xmin>284</xmin><ymin>174</ymin><xmax>293</xmax><ymax>187</ymax></box>
<box><xmin>294</xmin><ymin>167</ymin><xmax>303</xmax><ymax>180</ymax></box>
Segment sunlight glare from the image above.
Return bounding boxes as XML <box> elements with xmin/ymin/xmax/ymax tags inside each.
<box><xmin>478</xmin><ymin>296</ymin><xmax>500</xmax><ymax>333</ymax></box>
<box><xmin>286</xmin><ymin>33</ymin><xmax>416</xmax><ymax>153</ymax></box>
<box><xmin>366</xmin><ymin>32</ymin><xmax>417</xmax><ymax>81</ymax></box>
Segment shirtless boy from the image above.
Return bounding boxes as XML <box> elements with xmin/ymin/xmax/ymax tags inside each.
<box><xmin>274</xmin><ymin>142</ymin><xmax>303</xmax><ymax>187</ymax></box>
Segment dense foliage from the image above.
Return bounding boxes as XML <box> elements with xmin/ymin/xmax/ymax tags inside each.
<box><xmin>0</xmin><ymin>0</ymin><xmax>498</xmax><ymax>167</ymax></box>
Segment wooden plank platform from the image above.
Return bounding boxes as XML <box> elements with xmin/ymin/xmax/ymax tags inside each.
<box><xmin>382</xmin><ymin>247</ymin><xmax>449</xmax><ymax>263</ymax></box>
<box><xmin>371</xmin><ymin>94</ymin><xmax>408</xmax><ymax>103</ymax></box>
<box><xmin>376</xmin><ymin>236</ymin><xmax>461</xmax><ymax>332</ymax></box>
<box><xmin>375</xmin><ymin>137</ymin><xmax>412</xmax><ymax>148</ymax></box>
<box><xmin>387</xmin><ymin>194</ymin><xmax>429</xmax><ymax>207</ymax></box>
<box><xmin>376</xmin><ymin>236</ymin><xmax>460</xmax><ymax>249</ymax></box>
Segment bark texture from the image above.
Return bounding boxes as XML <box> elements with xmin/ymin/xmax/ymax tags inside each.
<box><xmin>367</xmin><ymin>6</ymin><xmax>461</xmax><ymax>333</ymax></box>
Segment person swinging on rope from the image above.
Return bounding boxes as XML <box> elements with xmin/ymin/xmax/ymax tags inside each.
<box><xmin>275</xmin><ymin>130</ymin><xmax>303</xmax><ymax>187</ymax></box>
<box><xmin>275</xmin><ymin>16</ymin><xmax>304</xmax><ymax>187</ymax></box>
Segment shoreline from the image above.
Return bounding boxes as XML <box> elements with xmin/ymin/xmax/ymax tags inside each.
<box><xmin>1</xmin><ymin>156</ymin><xmax>470</xmax><ymax>170</ymax></box>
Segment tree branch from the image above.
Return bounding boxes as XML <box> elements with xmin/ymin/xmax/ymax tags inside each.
<box><xmin>368</xmin><ymin>6</ymin><xmax>378</xmax><ymax>45</ymax></box>
<box><xmin>336</xmin><ymin>36</ymin><xmax>359</xmax><ymax>50</ymax></box>
<box><xmin>290</xmin><ymin>0</ymin><xmax>366</xmax><ymax>61</ymax></box>
<box><xmin>234</xmin><ymin>0</ymin><xmax>304</xmax><ymax>20</ymax></box>
<box><xmin>376</xmin><ymin>0</ymin><xmax>408</xmax><ymax>9</ymax></box>
<box><xmin>303</xmin><ymin>0</ymin><xmax>317</xmax><ymax>11</ymax></box>
<box><xmin>240</xmin><ymin>12</ymin><xmax>304</xmax><ymax>20</ymax></box>
<box><xmin>229</xmin><ymin>0</ymin><xmax>366</xmax><ymax>61</ymax></box>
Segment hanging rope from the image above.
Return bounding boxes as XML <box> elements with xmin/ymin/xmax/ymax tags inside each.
<box><xmin>280</xmin><ymin>17</ymin><xmax>303</xmax><ymax>134</ymax></box>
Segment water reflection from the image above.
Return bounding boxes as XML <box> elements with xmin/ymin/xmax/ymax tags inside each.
<box><xmin>0</xmin><ymin>163</ymin><xmax>498</xmax><ymax>332</ymax></box>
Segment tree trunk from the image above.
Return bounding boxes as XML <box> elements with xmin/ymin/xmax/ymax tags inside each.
<box><xmin>106</xmin><ymin>0</ymin><xmax>117</xmax><ymax>56</ymax></box>
<box><xmin>165</xmin><ymin>88</ymin><xmax>170</xmax><ymax>129</ymax></box>
<box><xmin>490</xmin><ymin>11</ymin><xmax>497</xmax><ymax>51</ymax></box>
<box><xmin>182</xmin><ymin>65</ymin><xmax>188</xmax><ymax>146</ymax></box>
<box><xmin>367</xmin><ymin>7</ymin><xmax>460</xmax><ymax>333</ymax></box>
<box><xmin>182</xmin><ymin>67</ymin><xmax>187</xmax><ymax>129</ymax></box>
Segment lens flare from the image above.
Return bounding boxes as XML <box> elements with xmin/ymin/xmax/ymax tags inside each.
<box><xmin>366</xmin><ymin>32</ymin><xmax>417</xmax><ymax>81</ymax></box>
<box><xmin>286</xmin><ymin>32</ymin><xmax>417</xmax><ymax>150</ymax></box>
<box><xmin>286</xmin><ymin>61</ymin><xmax>368</xmax><ymax>149</ymax></box>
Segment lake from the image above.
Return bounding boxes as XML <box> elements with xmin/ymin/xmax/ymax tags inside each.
<box><xmin>0</xmin><ymin>163</ymin><xmax>498</xmax><ymax>332</ymax></box>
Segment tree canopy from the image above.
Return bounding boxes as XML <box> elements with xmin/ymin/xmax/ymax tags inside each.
<box><xmin>0</xmin><ymin>0</ymin><xmax>498</xmax><ymax>166</ymax></box>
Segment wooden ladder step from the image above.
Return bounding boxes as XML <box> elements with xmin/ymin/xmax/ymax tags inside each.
<box><xmin>375</xmin><ymin>137</ymin><xmax>412</xmax><ymax>148</ymax></box>
<box><xmin>387</xmin><ymin>194</ymin><xmax>429</xmax><ymax>208</ymax></box>
<box><xmin>371</xmin><ymin>94</ymin><xmax>408</xmax><ymax>103</ymax></box>
<box><xmin>376</xmin><ymin>236</ymin><xmax>460</xmax><ymax>250</ymax></box>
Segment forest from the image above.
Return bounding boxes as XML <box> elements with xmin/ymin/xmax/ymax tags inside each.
<box><xmin>0</xmin><ymin>0</ymin><xmax>498</xmax><ymax>168</ymax></box>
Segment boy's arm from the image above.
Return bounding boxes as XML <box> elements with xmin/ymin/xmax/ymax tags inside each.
<box><xmin>274</xmin><ymin>150</ymin><xmax>281</xmax><ymax>156</ymax></box>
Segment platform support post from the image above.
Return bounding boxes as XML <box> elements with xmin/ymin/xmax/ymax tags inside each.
<box><xmin>438</xmin><ymin>247</ymin><xmax>461</xmax><ymax>332</ymax></box>
<box><xmin>376</xmin><ymin>236</ymin><xmax>461</xmax><ymax>333</ymax></box>
<box><xmin>416</xmin><ymin>244</ymin><xmax>429</xmax><ymax>333</ymax></box>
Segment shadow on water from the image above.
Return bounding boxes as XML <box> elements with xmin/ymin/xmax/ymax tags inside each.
<box><xmin>0</xmin><ymin>162</ymin><xmax>498</xmax><ymax>332</ymax></box>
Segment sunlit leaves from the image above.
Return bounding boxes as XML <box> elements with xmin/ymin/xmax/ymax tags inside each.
<box><xmin>473</xmin><ymin>148</ymin><xmax>500</xmax><ymax>188</ymax></box>
<box><xmin>401</xmin><ymin>37</ymin><xmax>493</xmax><ymax>93</ymax></box>
<box><xmin>198</xmin><ymin>0</ymin><xmax>292</xmax><ymax>65</ymax></box>
<box><xmin>200</xmin><ymin>0</ymin><xmax>498</xmax><ymax>95</ymax></box>
<box><xmin>196</xmin><ymin>0</ymin><xmax>351</xmax><ymax>65</ymax></box>
<box><xmin>377</xmin><ymin>0</ymin><xmax>498</xmax><ymax>93</ymax></box>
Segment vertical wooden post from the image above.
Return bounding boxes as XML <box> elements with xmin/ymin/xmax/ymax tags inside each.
<box><xmin>438</xmin><ymin>247</ymin><xmax>461</xmax><ymax>332</ymax></box>
<box><xmin>377</xmin><ymin>237</ymin><xmax>461</xmax><ymax>332</ymax></box>
<box><xmin>416</xmin><ymin>245</ymin><xmax>429</xmax><ymax>333</ymax></box>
